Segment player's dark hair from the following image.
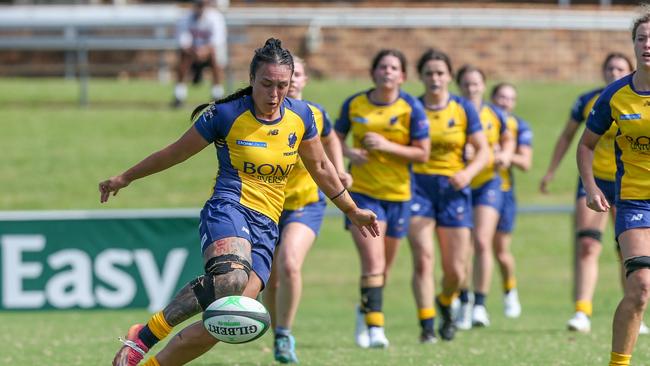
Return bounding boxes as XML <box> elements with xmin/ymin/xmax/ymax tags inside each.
<box><xmin>632</xmin><ymin>8</ymin><xmax>650</xmax><ymax>40</ymax></box>
<box><xmin>456</xmin><ymin>64</ymin><xmax>485</xmax><ymax>86</ymax></box>
<box><xmin>602</xmin><ymin>52</ymin><xmax>634</xmax><ymax>73</ymax></box>
<box><xmin>371</xmin><ymin>49</ymin><xmax>407</xmax><ymax>77</ymax></box>
<box><xmin>191</xmin><ymin>38</ymin><xmax>294</xmax><ymax>121</ymax></box>
<box><xmin>491</xmin><ymin>82</ymin><xmax>516</xmax><ymax>99</ymax></box>
<box><xmin>417</xmin><ymin>48</ymin><xmax>453</xmax><ymax>75</ymax></box>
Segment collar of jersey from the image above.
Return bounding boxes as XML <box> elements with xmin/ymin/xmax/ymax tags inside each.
<box><xmin>365</xmin><ymin>89</ymin><xmax>402</xmax><ymax>107</ymax></box>
<box><xmin>246</xmin><ymin>95</ymin><xmax>285</xmax><ymax>125</ymax></box>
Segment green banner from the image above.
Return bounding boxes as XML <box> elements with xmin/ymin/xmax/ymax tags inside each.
<box><xmin>0</xmin><ymin>210</ymin><xmax>203</xmax><ymax>311</ymax></box>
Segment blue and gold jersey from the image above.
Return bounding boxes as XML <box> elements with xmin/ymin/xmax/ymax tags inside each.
<box><xmin>571</xmin><ymin>88</ymin><xmax>618</xmax><ymax>181</ymax></box>
<box><xmin>587</xmin><ymin>73</ymin><xmax>650</xmax><ymax>200</ymax></box>
<box><xmin>335</xmin><ymin>89</ymin><xmax>429</xmax><ymax>202</ymax></box>
<box><xmin>283</xmin><ymin>101</ymin><xmax>332</xmax><ymax>210</ymax></box>
<box><xmin>413</xmin><ymin>94</ymin><xmax>482</xmax><ymax>176</ymax></box>
<box><xmin>499</xmin><ymin>115</ymin><xmax>533</xmax><ymax>192</ymax></box>
<box><xmin>194</xmin><ymin>95</ymin><xmax>317</xmax><ymax>222</ymax></box>
<box><xmin>470</xmin><ymin>103</ymin><xmax>508</xmax><ymax>189</ymax></box>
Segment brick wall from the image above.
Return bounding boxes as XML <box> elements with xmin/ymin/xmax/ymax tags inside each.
<box><xmin>226</xmin><ymin>25</ymin><xmax>635</xmax><ymax>82</ymax></box>
<box><xmin>0</xmin><ymin>25</ymin><xmax>634</xmax><ymax>82</ymax></box>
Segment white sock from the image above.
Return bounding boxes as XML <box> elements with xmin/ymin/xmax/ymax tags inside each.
<box><xmin>211</xmin><ymin>84</ymin><xmax>225</xmax><ymax>100</ymax></box>
<box><xmin>174</xmin><ymin>84</ymin><xmax>188</xmax><ymax>101</ymax></box>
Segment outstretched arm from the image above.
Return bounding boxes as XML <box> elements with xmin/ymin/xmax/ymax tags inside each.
<box><xmin>99</xmin><ymin>126</ymin><xmax>210</xmax><ymax>203</ymax></box>
<box><xmin>298</xmin><ymin>136</ymin><xmax>379</xmax><ymax>237</ymax></box>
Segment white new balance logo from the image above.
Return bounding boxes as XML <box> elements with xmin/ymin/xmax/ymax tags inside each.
<box><xmin>242</xmin><ymin>226</ymin><xmax>250</xmax><ymax>235</ymax></box>
<box><xmin>630</xmin><ymin>214</ymin><xmax>644</xmax><ymax>222</ymax></box>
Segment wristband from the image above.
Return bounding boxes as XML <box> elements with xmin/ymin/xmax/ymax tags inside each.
<box><xmin>329</xmin><ymin>188</ymin><xmax>347</xmax><ymax>201</ymax></box>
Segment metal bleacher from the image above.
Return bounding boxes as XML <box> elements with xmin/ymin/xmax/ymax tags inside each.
<box><xmin>0</xmin><ymin>5</ymin><xmax>182</xmax><ymax>105</ymax></box>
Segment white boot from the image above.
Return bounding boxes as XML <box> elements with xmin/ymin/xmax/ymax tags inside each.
<box><xmin>368</xmin><ymin>326</ymin><xmax>390</xmax><ymax>348</ymax></box>
<box><xmin>354</xmin><ymin>306</ymin><xmax>370</xmax><ymax>348</ymax></box>
<box><xmin>567</xmin><ymin>311</ymin><xmax>591</xmax><ymax>333</ymax></box>
<box><xmin>503</xmin><ymin>289</ymin><xmax>522</xmax><ymax>318</ymax></box>
<box><xmin>472</xmin><ymin>305</ymin><xmax>491</xmax><ymax>327</ymax></box>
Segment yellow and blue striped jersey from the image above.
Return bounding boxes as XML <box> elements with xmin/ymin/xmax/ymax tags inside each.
<box><xmin>571</xmin><ymin>88</ymin><xmax>618</xmax><ymax>181</ymax></box>
<box><xmin>335</xmin><ymin>89</ymin><xmax>429</xmax><ymax>202</ymax></box>
<box><xmin>587</xmin><ymin>73</ymin><xmax>650</xmax><ymax>200</ymax></box>
<box><xmin>194</xmin><ymin>95</ymin><xmax>317</xmax><ymax>222</ymax></box>
<box><xmin>283</xmin><ymin>101</ymin><xmax>332</xmax><ymax>211</ymax></box>
<box><xmin>499</xmin><ymin>115</ymin><xmax>533</xmax><ymax>192</ymax></box>
<box><xmin>412</xmin><ymin>94</ymin><xmax>482</xmax><ymax>176</ymax></box>
<box><xmin>470</xmin><ymin>103</ymin><xmax>508</xmax><ymax>189</ymax></box>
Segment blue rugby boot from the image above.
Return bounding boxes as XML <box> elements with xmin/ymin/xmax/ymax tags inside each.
<box><xmin>274</xmin><ymin>334</ymin><xmax>298</xmax><ymax>364</ymax></box>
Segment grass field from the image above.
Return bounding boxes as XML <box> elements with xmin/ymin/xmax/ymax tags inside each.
<box><xmin>1</xmin><ymin>78</ymin><xmax>648</xmax><ymax>365</ymax></box>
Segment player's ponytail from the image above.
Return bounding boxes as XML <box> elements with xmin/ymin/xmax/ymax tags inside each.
<box><xmin>190</xmin><ymin>86</ymin><xmax>254</xmax><ymax>121</ymax></box>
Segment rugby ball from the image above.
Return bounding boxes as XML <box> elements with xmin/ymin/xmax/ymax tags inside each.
<box><xmin>202</xmin><ymin>295</ymin><xmax>271</xmax><ymax>344</ymax></box>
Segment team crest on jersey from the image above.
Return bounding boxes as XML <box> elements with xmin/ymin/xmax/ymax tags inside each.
<box><xmin>448</xmin><ymin>119</ymin><xmax>456</xmax><ymax>127</ymax></box>
<box><xmin>288</xmin><ymin>132</ymin><xmax>297</xmax><ymax>149</ymax></box>
<box><xmin>389</xmin><ymin>116</ymin><xmax>398</xmax><ymax>125</ymax></box>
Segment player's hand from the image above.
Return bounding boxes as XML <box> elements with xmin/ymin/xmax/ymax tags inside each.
<box><xmin>494</xmin><ymin>151</ymin><xmax>512</xmax><ymax>169</ymax></box>
<box><xmin>338</xmin><ymin>171</ymin><xmax>353</xmax><ymax>188</ymax></box>
<box><xmin>347</xmin><ymin>148</ymin><xmax>369</xmax><ymax>165</ymax></box>
<box><xmin>346</xmin><ymin>208</ymin><xmax>380</xmax><ymax>238</ymax></box>
<box><xmin>362</xmin><ymin>132</ymin><xmax>391</xmax><ymax>152</ymax></box>
<box><xmin>539</xmin><ymin>172</ymin><xmax>554</xmax><ymax>194</ymax></box>
<box><xmin>586</xmin><ymin>189</ymin><xmax>610</xmax><ymax>212</ymax></box>
<box><xmin>449</xmin><ymin>170</ymin><xmax>471</xmax><ymax>191</ymax></box>
<box><xmin>99</xmin><ymin>175</ymin><xmax>130</xmax><ymax>203</ymax></box>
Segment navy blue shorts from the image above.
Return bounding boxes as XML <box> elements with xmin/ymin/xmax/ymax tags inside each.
<box><xmin>278</xmin><ymin>198</ymin><xmax>327</xmax><ymax>237</ymax></box>
<box><xmin>410</xmin><ymin>173</ymin><xmax>473</xmax><ymax>228</ymax></box>
<box><xmin>199</xmin><ymin>198</ymin><xmax>279</xmax><ymax>288</ymax></box>
<box><xmin>346</xmin><ymin>192</ymin><xmax>410</xmax><ymax>238</ymax></box>
<box><xmin>576</xmin><ymin>176</ymin><xmax>616</xmax><ymax>204</ymax></box>
<box><xmin>615</xmin><ymin>199</ymin><xmax>650</xmax><ymax>239</ymax></box>
<box><xmin>471</xmin><ymin>177</ymin><xmax>504</xmax><ymax>211</ymax></box>
<box><xmin>497</xmin><ymin>189</ymin><xmax>516</xmax><ymax>233</ymax></box>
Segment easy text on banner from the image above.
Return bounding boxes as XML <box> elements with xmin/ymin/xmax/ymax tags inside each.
<box><xmin>0</xmin><ymin>211</ymin><xmax>203</xmax><ymax>311</ymax></box>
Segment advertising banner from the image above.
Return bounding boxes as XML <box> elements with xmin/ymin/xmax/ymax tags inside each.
<box><xmin>0</xmin><ymin>210</ymin><xmax>203</xmax><ymax>311</ymax></box>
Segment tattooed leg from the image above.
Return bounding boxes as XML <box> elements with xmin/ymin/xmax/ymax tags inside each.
<box><xmin>151</xmin><ymin>253</ymin><xmax>263</xmax><ymax>366</ymax></box>
<box><xmin>161</xmin><ymin>237</ymin><xmax>253</xmax><ymax>326</ymax></box>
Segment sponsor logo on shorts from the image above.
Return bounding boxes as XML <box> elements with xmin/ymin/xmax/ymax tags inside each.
<box><xmin>630</xmin><ymin>213</ymin><xmax>644</xmax><ymax>222</ymax></box>
<box><xmin>241</xmin><ymin>227</ymin><xmax>250</xmax><ymax>235</ymax></box>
